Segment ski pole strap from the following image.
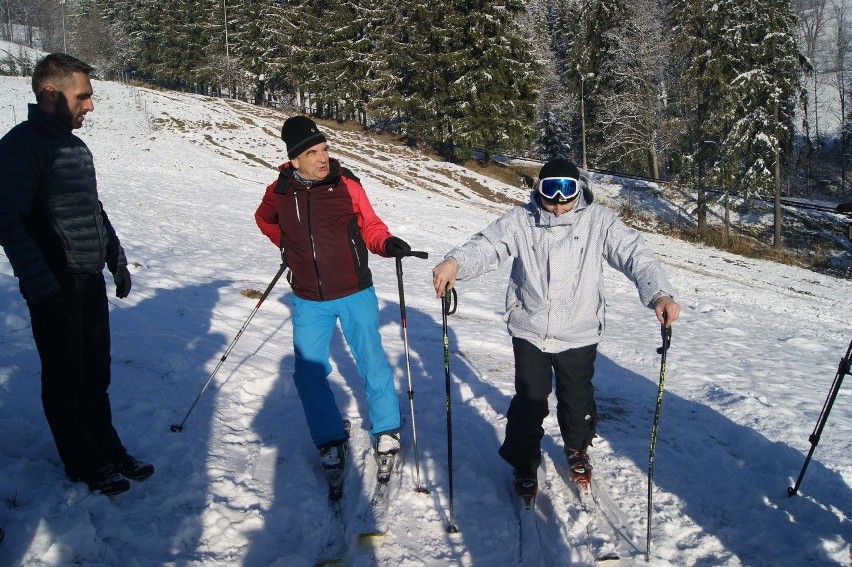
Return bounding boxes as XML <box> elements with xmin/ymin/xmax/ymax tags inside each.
<box><xmin>443</xmin><ymin>287</ymin><xmax>457</xmax><ymax>315</ymax></box>
<box><xmin>657</xmin><ymin>325</ymin><xmax>672</xmax><ymax>355</ymax></box>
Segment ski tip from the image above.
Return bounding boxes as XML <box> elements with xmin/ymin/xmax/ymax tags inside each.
<box><xmin>358</xmin><ymin>532</ymin><xmax>385</xmax><ymax>545</ymax></box>
<box><xmin>520</xmin><ymin>494</ymin><xmax>536</xmax><ymax>510</ymax></box>
<box><xmin>315</xmin><ymin>559</ymin><xmax>343</xmax><ymax>567</ymax></box>
<box><xmin>595</xmin><ymin>557</ymin><xmax>621</xmax><ymax>565</ymax></box>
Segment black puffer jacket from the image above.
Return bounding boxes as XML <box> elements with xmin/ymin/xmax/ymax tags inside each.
<box><xmin>0</xmin><ymin>104</ymin><xmax>126</xmax><ymax>303</ymax></box>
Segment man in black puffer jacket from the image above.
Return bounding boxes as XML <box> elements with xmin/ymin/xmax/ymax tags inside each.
<box><xmin>0</xmin><ymin>53</ymin><xmax>153</xmax><ymax>496</ymax></box>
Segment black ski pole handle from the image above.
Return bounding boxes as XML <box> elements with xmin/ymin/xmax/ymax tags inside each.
<box><xmin>656</xmin><ymin>325</ymin><xmax>672</xmax><ymax>355</ymax></box>
<box><xmin>406</xmin><ymin>250</ymin><xmax>429</xmax><ymax>259</ymax></box>
<box><xmin>443</xmin><ymin>287</ymin><xmax>458</xmax><ymax>315</ymax></box>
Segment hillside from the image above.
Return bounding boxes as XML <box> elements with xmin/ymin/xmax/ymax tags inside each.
<box><xmin>0</xmin><ymin>76</ymin><xmax>850</xmax><ymax>567</ymax></box>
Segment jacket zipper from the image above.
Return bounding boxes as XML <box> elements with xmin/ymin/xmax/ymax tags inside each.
<box><xmin>351</xmin><ymin>239</ymin><xmax>361</xmax><ymax>267</ymax></box>
<box><xmin>306</xmin><ymin>189</ymin><xmax>324</xmax><ymax>300</ymax></box>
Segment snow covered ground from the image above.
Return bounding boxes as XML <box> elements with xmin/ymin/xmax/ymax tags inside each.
<box><xmin>0</xmin><ymin>76</ymin><xmax>850</xmax><ymax>567</ymax></box>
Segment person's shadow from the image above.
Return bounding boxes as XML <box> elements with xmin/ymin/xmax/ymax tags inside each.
<box><xmin>375</xmin><ymin>294</ymin><xmax>528</xmax><ymax>565</ymax></box>
<box><xmin>380</xmin><ymin>288</ymin><xmax>852</xmax><ymax>566</ymax></box>
<box><xmin>0</xmin><ymin>270</ymin><xmax>229</xmax><ymax>565</ymax></box>
<box><xmin>585</xmin><ymin>352</ymin><xmax>852</xmax><ymax>566</ymax></box>
<box><xmin>243</xmin><ymin>293</ymin><xmax>373</xmax><ymax>567</ymax></box>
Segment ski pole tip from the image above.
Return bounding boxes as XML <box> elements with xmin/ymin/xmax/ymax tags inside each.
<box><xmin>170</xmin><ymin>424</ymin><xmax>183</xmax><ymax>432</ymax></box>
<box><xmin>446</xmin><ymin>524</ymin><xmax>459</xmax><ymax>534</ymax></box>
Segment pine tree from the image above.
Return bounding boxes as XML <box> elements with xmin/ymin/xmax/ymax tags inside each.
<box><xmin>668</xmin><ymin>0</ymin><xmax>732</xmax><ymax>228</ymax></box>
<box><xmin>718</xmin><ymin>0</ymin><xmax>802</xmax><ymax>201</ymax></box>
<box><xmin>526</xmin><ymin>0</ymin><xmax>576</xmax><ymax>160</ymax></box>
<box><xmin>397</xmin><ymin>0</ymin><xmax>538</xmax><ymax>161</ymax></box>
<box><xmin>570</xmin><ymin>0</ymin><xmax>630</xmax><ymax>167</ymax></box>
<box><xmin>595</xmin><ymin>0</ymin><xmax>669</xmax><ymax>177</ymax></box>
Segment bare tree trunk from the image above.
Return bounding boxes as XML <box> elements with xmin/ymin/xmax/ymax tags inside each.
<box><xmin>724</xmin><ymin>190</ymin><xmax>730</xmax><ymax>247</ymax></box>
<box><xmin>774</xmin><ymin>102</ymin><xmax>782</xmax><ymax>250</ymax></box>
<box><xmin>697</xmin><ymin>160</ymin><xmax>707</xmax><ymax>230</ymax></box>
<box><xmin>834</xmin><ymin>1</ymin><xmax>849</xmax><ymax>190</ymax></box>
<box><xmin>648</xmin><ymin>145</ymin><xmax>659</xmax><ymax>179</ymax></box>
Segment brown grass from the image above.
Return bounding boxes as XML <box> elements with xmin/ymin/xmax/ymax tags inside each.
<box><xmin>241</xmin><ymin>289</ymin><xmax>263</xmax><ymax>300</ymax></box>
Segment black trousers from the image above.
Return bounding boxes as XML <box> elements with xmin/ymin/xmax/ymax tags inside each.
<box><xmin>25</xmin><ymin>272</ymin><xmax>125</xmax><ymax>477</ymax></box>
<box><xmin>498</xmin><ymin>337</ymin><xmax>597</xmax><ymax>474</ymax></box>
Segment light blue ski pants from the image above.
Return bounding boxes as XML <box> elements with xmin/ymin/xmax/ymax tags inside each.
<box><xmin>291</xmin><ymin>286</ymin><xmax>400</xmax><ymax>448</ymax></box>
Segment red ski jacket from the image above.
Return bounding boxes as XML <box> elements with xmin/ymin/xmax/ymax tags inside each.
<box><xmin>255</xmin><ymin>159</ymin><xmax>393</xmax><ymax>301</ymax></box>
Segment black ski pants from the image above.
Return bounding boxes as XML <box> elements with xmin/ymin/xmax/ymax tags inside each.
<box><xmin>25</xmin><ymin>272</ymin><xmax>126</xmax><ymax>478</ymax></box>
<box><xmin>498</xmin><ymin>338</ymin><xmax>597</xmax><ymax>474</ymax></box>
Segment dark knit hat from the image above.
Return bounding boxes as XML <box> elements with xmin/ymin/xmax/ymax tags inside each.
<box><xmin>538</xmin><ymin>158</ymin><xmax>580</xmax><ymax>181</ymax></box>
<box><xmin>281</xmin><ymin>115</ymin><xmax>327</xmax><ymax>159</ymax></box>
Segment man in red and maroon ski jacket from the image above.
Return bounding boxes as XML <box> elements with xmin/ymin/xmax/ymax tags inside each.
<box><xmin>256</xmin><ymin>158</ymin><xmax>395</xmax><ymax>301</ymax></box>
<box><xmin>255</xmin><ymin>116</ymin><xmax>411</xmax><ymax>479</ymax></box>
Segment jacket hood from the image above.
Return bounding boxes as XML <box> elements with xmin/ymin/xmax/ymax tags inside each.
<box><xmin>526</xmin><ymin>169</ymin><xmax>594</xmax><ymax>226</ymax></box>
<box><xmin>528</xmin><ymin>166</ymin><xmax>595</xmax><ymax>225</ymax></box>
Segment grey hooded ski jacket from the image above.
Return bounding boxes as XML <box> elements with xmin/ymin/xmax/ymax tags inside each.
<box><xmin>446</xmin><ymin>176</ymin><xmax>674</xmax><ymax>353</ymax></box>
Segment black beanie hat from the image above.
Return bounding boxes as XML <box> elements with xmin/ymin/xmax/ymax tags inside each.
<box><xmin>281</xmin><ymin>115</ymin><xmax>327</xmax><ymax>159</ymax></box>
<box><xmin>538</xmin><ymin>158</ymin><xmax>580</xmax><ymax>181</ymax></box>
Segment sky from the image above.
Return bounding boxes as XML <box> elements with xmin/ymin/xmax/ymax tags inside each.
<box><xmin>0</xmin><ymin>72</ymin><xmax>850</xmax><ymax>567</ymax></box>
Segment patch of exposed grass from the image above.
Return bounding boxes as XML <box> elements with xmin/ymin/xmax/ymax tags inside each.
<box><xmin>241</xmin><ymin>288</ymin><xmax>263</xmax><ymax>300</ymax></box>
<box><xmin>620</xmin><ymin>200</ymin><xmax>838</xmax><ymax>273</ymax></box>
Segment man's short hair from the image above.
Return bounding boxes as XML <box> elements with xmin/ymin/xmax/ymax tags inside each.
<box><xmin>32</xmin><ymin>53</ymin><xmax>94</xmax><ymax>98</ymax></box>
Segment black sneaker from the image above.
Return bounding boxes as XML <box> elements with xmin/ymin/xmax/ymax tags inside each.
<box><xmin>73</xmin><ymin>464</ymin><xmax>130</xmax><ymax>496</ymax></box>
<box><xmin>111</xmin><ymin>453</ymin><xmax>155</xmax><ymax>481</ymax></box>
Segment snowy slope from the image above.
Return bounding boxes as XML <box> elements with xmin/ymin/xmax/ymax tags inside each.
<box><xmin>0</xmin><ymin>76</ymin><xmax>850</xmax><ymax>567</ymax></box>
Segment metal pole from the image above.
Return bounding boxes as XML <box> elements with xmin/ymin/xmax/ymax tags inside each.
<box><xmin>580</xmin><ymin>74</ymin><xmax>587</xmax><ymax>170</ymax></box>
<box><xmin>223</xmin><ymin>0</ymin><xmax>231</xmax><ymax>97</ymax></box>
<box><xmin>60</xmin><ymin>0</ymin><xmax>66</xmax><ymax>54</ymax></box>
<box><xmin>170</xmin><ymin>263</ymin><xmax>287</xmax><ymax>432</ymax></box>
<box><xmin>787</xmin><ymin>338</ymin><xmax>851</xmax><ymax>496</ymax></box>
<box><xmin>395</xmin><ymin>251</ymin><xmax>430</xmax><ymax>493</ymax></box>
<box><xmin>442</xmin><ymin>287</ymin><xmax>459</xmax><ymax>533</ymax></box>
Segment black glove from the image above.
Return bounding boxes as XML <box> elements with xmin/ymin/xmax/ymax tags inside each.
<box><xmin>384</xmin><ymin>236</ymin><xmax>411</xmax><ymax>258</ymax></box>
<box><xmin>113</xmin><ymin>265</ymin><xmax>132</xmax><ymax>299</ymax></box>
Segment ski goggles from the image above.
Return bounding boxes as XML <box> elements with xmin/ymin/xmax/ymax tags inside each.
<box><xmin>537</xmin><ymin>177</ymin><xmax>580</xmax><ymax>202</ymax></box>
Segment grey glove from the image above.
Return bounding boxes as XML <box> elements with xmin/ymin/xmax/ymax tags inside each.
<box><xmin>113</xmin><ymin>265</ymin><xmax>132</xmax><ymax>299</ymax></box>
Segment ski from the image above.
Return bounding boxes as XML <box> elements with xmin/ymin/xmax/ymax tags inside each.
<box><xmin>315</xmin><ymin>499</ymin><xmax>345</xmax><ymax>567</ymax></box>
<box><xmin>314</xmin><ymin>420</ymin><xmax>351</xmax><ymax>567</ymax></box>
<box><xmin>570</xmin><ymin>476</ymin><xmax>626</xmax><ymax>565</ymax></box>
<box><xmin>571</xmin><ymin>473</ymin><xmax>593</xmax><ymax>512</ymax></box>
<box><xmin>510</xmin><ymin>477</ymin><xmax>544</xmax><ymax>565</ymax></box>
<box><xmin>357</xmin><ymin>451</ymin><xmax>398</xmax><ymax>541</ymax></box>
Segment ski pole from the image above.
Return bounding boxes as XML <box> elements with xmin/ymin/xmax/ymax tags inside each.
<box><xmin>787</xmin><ymin>337</ymin><xmax>851</xmax><ymax>497</ymax></box>
<box><xmin>442</xmin><ymin>286</ymin><xmax>459</xmax><ymax>533</ymax></box>
<box><xmin>646</xmin><ymin>324</ymin><xmax>672</xmax><ymax>562</ymax></box>
<box><xmin>395</xmin><ymin>250</ymin><xmax>430</xmax><ymax>493</ymax></box>
<box><xmin>170</xmin><ymin>262</ymin><xmax>288</xmax><ymax>432</ymax></box>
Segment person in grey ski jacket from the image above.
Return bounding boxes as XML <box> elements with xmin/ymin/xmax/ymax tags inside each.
<box><xmin>0</xmin><ymin>53</ymin><xmax>153</xmax><ymax>496</ymax></box>
<box><xmin>431</xmin><ymin>158</ymin><xmax>680</xmax><ymax>491</ymax></box>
